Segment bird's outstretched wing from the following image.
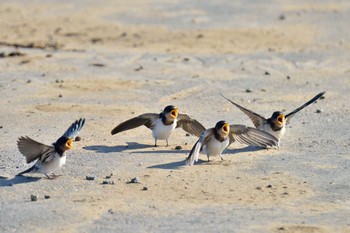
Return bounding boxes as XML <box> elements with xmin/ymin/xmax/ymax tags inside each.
<box><xmin>285</xmin><ymin>91</ymin><xmax>326</xmax><ymax>123</ymax></box>
<box><xmin>176</xmin><ymin>113</ymin><xmax>206</xmax><ymax>137</ymax></box>
<box><xmin>17</xmin><ymin>136</ymin><xmax>55</xmax><ymax>163</ymax></box>
<box><xmin>62</xmin><ymin>118</ymin><xmax>86</xmax><ymax>139</ymax></box>
<box><xmin>111</xmin><ymin>113</ymin><xmax>158</xmax><ymax>135</ymax></box>
<box><xmin>229</xmin><ymin>124</ymin><xmax>278</xmax><ymax>148</ymax></box>
<box><xmin>222</xmin><ymin>94</ymin><xmax>267</xmax><ymax>128</ymax></box>
<box><xmin>186</xmin><ymin>129</ymin><xmax>214</xmax><ymax>166</ymax></box>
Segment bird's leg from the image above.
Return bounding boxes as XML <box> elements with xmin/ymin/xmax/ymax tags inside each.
<box><xmin>154</xmin><ymin>139</ymin><xmax>158</xmax><ymax>147</ymax></box>
<box><xmin>220</xmin><ymin>154</ymin><xmax>224</xmax><ymax>161</ymax></box>
<box><xmin>45</xmin><ymin>174</ymin><xmax>54</xmax><ymax>179</ymax></box>
<box><xmin>207</xmin><ymin>155</ymin><xmax>210</xmax><ymax>162</ymax></box>
<box><xmin>166</xmin><ymin>139</ymin><xmax>169</xmax><ymax>147</ymax></box>
<box><xmin>51</xmin><ymin>173</ymin><xmax>62</xmax><ymax>178</ymax></box>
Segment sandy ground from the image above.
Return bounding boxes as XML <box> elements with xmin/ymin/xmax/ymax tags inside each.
<box><xmin>0</xmin><ymin>0</ymin><xmax>350</xmax><ymax>232</ymax></box>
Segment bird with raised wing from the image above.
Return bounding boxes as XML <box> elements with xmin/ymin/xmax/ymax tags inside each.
<box><xmin>111</xmin><ymin>105</ymin><xmax>206</xmax><ymax>147</ymax></box>
<box><xmin>186</xmin><ymin>120</ymin><xmax>278</xmax><ymax>166</ymax></box>
<box><xmin>17</xmin><ymin>118</ymin><xmax>85</xmax><ymax>179</ymax></box>
<box><xmin>221</xmin><ymin>91</ymin><xmax>325</xmax><ymax>145</ymax></box>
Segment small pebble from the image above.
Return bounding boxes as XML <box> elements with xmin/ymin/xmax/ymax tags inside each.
<box><xmin>278</xmin><ymin>14</ymin><xmax>286</xmax><ymax>20</ymax></box>
<box><xmin>131</xmin><ymin>177</ymin><xmax>139</xmax><ymax>183</ymax></box>
<box><xmin>185</xmin><ymin>133</ymin><xmax>191</xmax><ymax>137</ymax></box>
<box><xmin>58</xmin><ymin>94</ymin><xmax>62</xmax><ymax>98</ymax></box>
<box><xmin>286</xmin><ymin>76</ymin><xmax>291</xmax><ymax>80</ymax></box>
<box><xmin>90</xmin><ymin>63</ymin><xmax>105</xmax><ymax>67</ymax></box>
<box><xmin>316</xmin><ymin>109</ymin><xmax>323</xmax><ymax>113</ymax></box>
<box><xmin>105</xmin><ymin>173</ymin><xmax>113</xmax><ymax>179</ymax></box>
<box><xmin>102</xmin><ymin>180</ymin><xmax>115</xmax><ymax>185</ymax></box>
<box><xmin>86</xmin><ymin>175</ymin><xmax>96</xmax><ymax>180</ymax></box>
<box><xmin>245</xmin><ymin>88</ymin><xmax>252</xmax><ymax>93</ymax></box>
<box><xmin>134</xmin><ymin>66</ymin><xmax>143</xmax><ymax>71</ymax></box>
<box><xmin>138</xmin><ymin>162</ymin><xmax>143</xmax><ymax>167</ymax></box>
<box><xmin>266</xmin><ymin>184</ymin><xmax>272</xmax><ymax>188</ymax></box>
<box><xmin>256</xmin><ymin>186</ymin><xmax>262</xmax><ymax>190</ymax></box>
<box><xmin>44</xmin><ymin>195</ymin><xmax>51</xmax><ymax>199</ymax></box>
<box><xmin>175</xmin><ymin>145</ymin><xmax>182</xmax><ymax>150</ymax></box>
<box><xmin>31</xmin><ymin>195</ymin><xmax>38</xmax><ymax>201</ymax></box>
<box><xmin>26</xmin><ymin>79</ymin><xmax>32</xmax><ymax>84</ymax></box>
<box><xmin>142</xmin><ymin>186</ymin><xmax>148</xmax><ymax>191</ymax></box>
<box><xmin>75</xmin><ymin>136</ymin><xmax>81</xmax><ymax>141</ymax></box>
<box><xmin>264</xmin><ymin>71</ymin><xmax>270</xmax><ymax>75</ymax></box>
<box><xmin>320</xmin><ymin>95</ymin><xmax>325</xmax><ymax>100</ymax></box>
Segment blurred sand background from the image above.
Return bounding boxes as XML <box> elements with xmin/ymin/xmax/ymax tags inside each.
<box><xmin>0</xmin><ymin>0</ymin><xmax>349</xmax><ymax>232</ymax></box>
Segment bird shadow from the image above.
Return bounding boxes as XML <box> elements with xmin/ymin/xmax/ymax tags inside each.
<box><xmin>147</xmin><ymin>158</ymin><xmax>207</xmax><ymax>170</ymax></box>
<box><xmin>0</xmin><ymin>175</ymin><xmax>41</xmax><ymax>187</ymax></box>
<box><xmin>225</xmin><ymin>146</ymin><xmax>266</xmax><ymax>155</ymax></box>
<box><xmin>131</xmin><ymin>149</ymin><xmax>190</xmax><ymax>154</ymax></box>
<box><xmin>83</xmin><ymin>142</ymin><xmax>154</xmax><ymax>153</ymax></box>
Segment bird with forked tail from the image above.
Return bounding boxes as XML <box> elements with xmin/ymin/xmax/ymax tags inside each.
<box><xmin>186</xmin><ymin>120</ymin><xmax>278</xmax><ymax>166</ymax></box>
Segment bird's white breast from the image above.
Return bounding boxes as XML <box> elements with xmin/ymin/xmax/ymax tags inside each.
<box><xmin>152</xmin><ymin>118</ymin><xmax>177</xmax><ymax>140</ymax></box>
<box><xmin>202</xmin><ymin>137</ymin><xmax>229</xmax><ymax>157</ymax></box>
<box><xmin>38</xmin><ymin>154</ymin><xmax>66</xmax><ymax>174</ymax></box>
<box><xmin>259</xmin><ymin>123</ymin><xmax>285</xmax><ymax>141</ymax></box>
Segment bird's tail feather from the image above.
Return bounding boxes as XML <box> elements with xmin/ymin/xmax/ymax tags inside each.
<box><xmin>17</xmin><ymin>165</ymin><xmax>36</xmax><ymax>176</ymax></box>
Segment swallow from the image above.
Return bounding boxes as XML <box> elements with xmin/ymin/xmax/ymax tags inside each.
<box><xmin>221</xmin><ymin>91</ymin><xmax>326</xmax><ymax>144</ymax></box>
<box><xmin>111</xmin><ymin>105</ymin><xmax>206</xmax><ymax>147</ymax></box>
<box><xmin>186</xmin><ymin>120</ymin><xmax>278</xmax><ymax>166</ymax></box>
<box><xmin>17</xmin><ymin>118</ymin><xmax>85</xmax><ymax>179</ymax></box>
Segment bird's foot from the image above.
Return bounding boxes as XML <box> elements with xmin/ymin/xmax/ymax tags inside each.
<box><xmin>45</xmin><ymin>174</ymin><xmax>61</xmax><ymax>179</ymax></box>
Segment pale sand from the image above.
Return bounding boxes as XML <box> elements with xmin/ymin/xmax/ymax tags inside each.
<box><xmin>0</xmin><ymin>0</ymin><xmax>349</xmax><ymax>232</ymax></box>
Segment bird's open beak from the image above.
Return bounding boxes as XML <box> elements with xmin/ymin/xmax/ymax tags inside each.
<box><xmin>171</xmin><ymin>108</ymin><xmax>178</xmax><ymax>119</ymax></box>
<box><xmin>277</xmin><ymin>114</ymin><xmax>285</xmax><ymax>125</ymax></box>
<box><xmin>65</xmin><ymin>138</ymin><xmax>73</xmax><ymax>150</ymax></box>
<box><xmin>223</xmin><ymin>123</ymin><xmax>229</xmax><ymax>134</ymax></box>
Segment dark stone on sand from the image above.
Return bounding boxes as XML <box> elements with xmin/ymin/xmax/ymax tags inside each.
<box><xmin>31</xmin><ymin>195</ymin><xmax>38</xmax><ymax>201</ymax></box>
<box><xmin>86</xmin><ymin>175</ymin><xmax>96</xmax><ymax>181</ymax></box>
<box><xmin>131</xmin><ymin>177</ymin><xmax>139</xmax><ymax>183</ymax></box>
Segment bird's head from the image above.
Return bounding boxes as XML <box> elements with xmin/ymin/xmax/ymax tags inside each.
<box><xmin>55</xmin><ymin>136</ymin><xmax>74</xmax><ymax>152</ymax></box>
<box><xmin>271</xmin><ymin>111</ymin><xmax>285</xmax><ymax>127</ymax></box>
<box><xmin>164</xmin><ymin>105</ymin><xmax>178</xmax><ymax>119</ymax></box>
<box><xmin>215</xmin><ymin>120</ymin><xmax>230</xmax><ymax>136</ymax></box>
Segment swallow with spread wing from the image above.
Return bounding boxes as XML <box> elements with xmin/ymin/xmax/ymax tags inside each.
<box><xmin>186</xmin><ymin>120</ymin><xmax>278</xmax><ymax>166</ymax></box>
<box><xmin>111</xmin><ymin>105</ymin><xmax>206</xmax><ymax>147</ymax></box>
<box><xmin>222</xmin><ymin>91</ymin><xmax>325</xmax><ymax>145</ymax></box>
<box><xmin>17</xmin><ymin>118</ymin><xmax>85</xmax><ymax>179</ymax></box>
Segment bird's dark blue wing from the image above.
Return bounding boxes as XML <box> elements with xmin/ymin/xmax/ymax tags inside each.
<box><xmin>62</xmin><ymin>118</ymin><xmax>85</xmax><ymax>139</ymax></box>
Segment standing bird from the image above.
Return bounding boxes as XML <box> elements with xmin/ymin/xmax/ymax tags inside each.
<box><xmin>111</xmin><ymin>105</ymin><xmax>206</xmax><ymax>147</ymax></box>
<box><xmin>17</xmin><ymin>118</ymin><xmax>85</xmax><ymax>179</ymax></box>
<box><xmin>221</xmin><ymin>91</ymin><xmax>326</xmax><ymax>144</ymax></box>
<box><xmin>186</xmin><ymin>120</ymin><xmax>278</xmax><ymax>166</ymax></box>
